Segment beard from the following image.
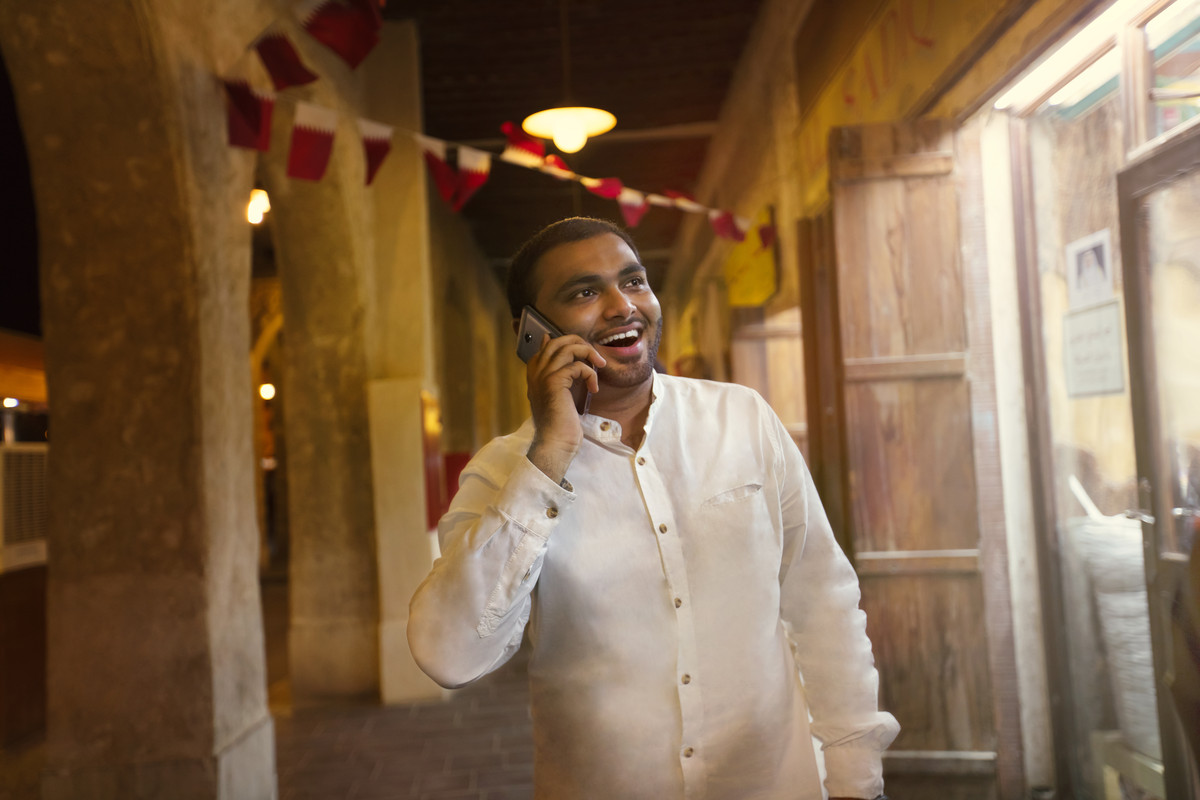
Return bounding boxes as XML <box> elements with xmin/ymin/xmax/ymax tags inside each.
<box><xmin>597</xmin><ymin>316</ymin><xmax>663</xmax><ymax>388</ymax></box>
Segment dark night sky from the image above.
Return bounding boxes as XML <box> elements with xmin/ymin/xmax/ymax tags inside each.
<box><xmin>1</xmin><ymin>48</ymin><xmax>42</xmax><ymax>337</ymax></box>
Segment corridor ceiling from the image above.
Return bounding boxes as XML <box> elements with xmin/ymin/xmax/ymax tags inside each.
<box><xmin>384</xmin><ymin>0</ymin><xmax>767</xmax><ymax>279</ymax></box>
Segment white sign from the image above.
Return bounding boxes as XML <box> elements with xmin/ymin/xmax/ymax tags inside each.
<box><xmin>1064</xmin><ymin>300</ymin><xmax>1125</xmax><ymax>398</ymax></box>
<box><xmin>1066</xmin><ymin>229</ymin><xmax>1114</xmax><ymax>310</ymax></box>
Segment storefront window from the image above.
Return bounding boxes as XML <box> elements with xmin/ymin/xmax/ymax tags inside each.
<box><xmin>1147</xmin><ymin>0</ymin><xmax>1200</xmax><ymax>139</ymax></box>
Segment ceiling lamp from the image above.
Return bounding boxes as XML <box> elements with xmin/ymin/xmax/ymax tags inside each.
<box><xmin>521</xmin><ymin>0</ymin><xmax>615</xmax><ymax>154</ymax></box>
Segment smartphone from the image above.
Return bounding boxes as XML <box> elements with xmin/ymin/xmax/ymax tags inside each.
<box><xmin>516</xmin><ymin>305</ymin><xmax>591</xmax><ymax>415</ymax></box>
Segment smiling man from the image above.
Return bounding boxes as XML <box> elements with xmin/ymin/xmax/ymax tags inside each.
<box><xmin>408</xmin><ymin>217</ymin><xmax>898</xmax><ymax>800</ymax></box>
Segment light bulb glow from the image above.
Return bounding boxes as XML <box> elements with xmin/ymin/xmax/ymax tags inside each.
<box><xmin>247</xmin><ymin>189</ymin><xmax>271</xmax><ymax>225</ymax></box>
<box><xmin>259</xmin><ymin>383</ymin><xmax>276</xmax><ymax>400</ymax></box>
<box><xmin>994</xmin><ymin>0</ymin><xmax>1152</xmax><ymax>111</ymax></box>
<box><xmin>2</xmin><ymin>397</ymin><xmax>17</xmax><ymax>408</ymax></box>
<box><xmin>522</xmin><ymin>106</ymin><xmax>616</xmax><ymax>153</ymax></box>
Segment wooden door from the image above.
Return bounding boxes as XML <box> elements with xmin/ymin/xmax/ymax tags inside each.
<box><xmin>1117</xmin><ymin>124</ymin><xmax>1200</xmax><ymax>800</ymax></box>
<box><xmin>828</xmin><ymin>120</ymin><xmax>1022</xmax><ymax>799</ymax></box>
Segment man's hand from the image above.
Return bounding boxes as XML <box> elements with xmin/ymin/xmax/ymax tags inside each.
<box><xmin>525</xmin><ymin>333</ymin><xmax>604</xmax><ymax>484</ymax></box>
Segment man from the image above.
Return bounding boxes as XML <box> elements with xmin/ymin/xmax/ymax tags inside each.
<box><xmin>408</xmin><ymin>217</ymin><xmax>898</xmax><ymax>799</ymax></box>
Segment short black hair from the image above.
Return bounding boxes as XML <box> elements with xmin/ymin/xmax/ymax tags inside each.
<box><xmin>506</xmin><ymin>217</ymin><xmax>640</xmax><ymax>318</ymax></box>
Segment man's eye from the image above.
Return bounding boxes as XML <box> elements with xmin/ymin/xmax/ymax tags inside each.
<box><xmin>627</xmin><ymin>277</ymin><xmax>645</xmax><ymax>287</ymax></box>
<box><xmin>573</xmin><ymin>288</ymin><xmax>596</xmax><ymax>299</ymax></box>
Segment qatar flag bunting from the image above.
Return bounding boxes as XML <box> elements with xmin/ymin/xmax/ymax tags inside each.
<box><xmin>617</xmin><ymin>187</ymin><xmax>650</xmax><ymax>228</ymax></box>
<box><xmin>756</xmin><ymin>223</ymin><xmax>777</xmax><ymax>252</ymax></box>
<box><xmin>665</xmin><ymin>189</ymin><xmax>706</xmax><ymax>214</ymax></box>
<box><xmin>300</xmin><ymin>0</ymin><xmax>380</xmax><ymax>69</ymax></box>
<box><xmin>222</xmin><ymin>79</ymin><xmax>275</xmax><ymax>151</ymax></box>
<box><xmin>254</xmin><ymin>26</ymin><xmax>319</xmax><ymax>90</ymax></box>
<box><xmin>540</xmin><ymin>153</ymin><xmax>574</xmax><ymax>180</ymax></box>
<box><xmin>708</xmin><ymin>210</ymin><xmax>747</xmax><ymax>242</ymax></box>
<box><xmin>499</xmin><ymin>121</ymin><xmax>545</xmax><ymax>167</ymax></box>
<box><xmin>645</xmin><ymin>193</ymin><xmax>675</xmax><ymax>207</ymax></box>
<box><xmin>357</xmin><ymin>118</ymin><xmax>392</xmax><ymax>185</ymax></box>
<box><xmin>581</xmin><ymin>177</ymin><xmax>623</xmax><ymax>200</ymax></box>
<box><xmin>416</xmin><ymin>135</ymin><xmax>458</xmax><ymax>205</ymax></box>
<box><xmin>453</xmin><ymin>146</ymin><xmax>491</xmax><ymax>211</ymax></box>
<box><xmin>287</xmin><ymin>102</ymin><xmax>338</xmax><ymax>181</ymax></box>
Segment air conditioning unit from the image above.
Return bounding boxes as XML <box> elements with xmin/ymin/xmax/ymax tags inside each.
<box><xmin>0</xmin><ymin>443</ymin><xmax>48</xmax><ymax>573</ymax></box>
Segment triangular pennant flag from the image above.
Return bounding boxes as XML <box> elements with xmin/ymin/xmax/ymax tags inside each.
<box><xmin>756</xmin><ymin>223</ymin><xmax>777</xmax><ymax>252</ymax></box>
<box><xmin>708</xmin><ymin>210</ymin><xmax>747</xmax><ymax>242</ymax></box>
<box><xmin>540</xmin><ymin>154</ymin><xmax>574</xmax><ymax>180</ymax></box>
<box><xmin>221</xmin><ymin>79</ymin><xmax>275</xmax><ymax>151</ymax></box>
<box><xmin>254</xmin><ymin>25</ymin><xmax>319</xmax><ymax>90</ymax></box>
<box><xmin>617</xmin><ymin>187</ymin><xmax>650</xmax><ymax>228</ymax></box>
<box><xmin>348</xmin><ymin>0</ymin><xmax>383</xmax><ymax>31</ymax></box>
<box><xmin>357</xmin><ymin>118</ymin><xmax>392</xmax><ymax>185</ymax></box>
<box><xmin>581</xmin><ymin>177</ymin><xmax>624</xmax><ymax>200</ymax></box>
<box><xmin>645</xmin><ymin>193</ymin><xmax>675</xmax><ymax>207</ymax></box>
<box><xmin>300</xmin><ymin>0</ymin><xmax>380</xmax><ymax>69</ymax></box>
<box><xmin>453</xmin><ymin>146</ymin><xmax>491</xmax><ymax>211</ymax></box>
<box><xmin>500</xmin><ymin>121</ymin><xmax>545</xmax><ymax>167</ymax></box>
<box><xmin>665</xmin><ymin>189</ymin><xmax>706</xmax><ymax>214</ymax></box>
<box><xmin>287</xmin><ymin>102</ymin><xmax>338</xmax><ymax>180</ymax></box>
<box><xmin>416</xmin><ymin>135</ymin><xmax>458</xmax><ymax>205</ymax></box>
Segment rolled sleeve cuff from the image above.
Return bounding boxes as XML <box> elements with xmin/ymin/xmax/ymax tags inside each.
<box><xmin>496</xmin><ymin>455</ymin><xmax>577</xmax><ymax>538</ymax></box>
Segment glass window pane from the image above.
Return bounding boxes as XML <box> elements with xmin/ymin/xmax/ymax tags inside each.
<box><xmin>1147</xmin><ymin>0</ymin><xmax>1200</xmax><ymax>138</ymax></box>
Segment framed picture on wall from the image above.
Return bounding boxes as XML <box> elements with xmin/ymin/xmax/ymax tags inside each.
<box><xmin>1066</xmin><ymin>229</ymin><xmax>1114</xmax><ymax>310</ymax></box>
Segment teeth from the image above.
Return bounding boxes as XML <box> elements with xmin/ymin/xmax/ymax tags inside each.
<box><xmin>598</xmin><ymin>330</ymin><xmax>639</xmax><ymax>346</ymax></box>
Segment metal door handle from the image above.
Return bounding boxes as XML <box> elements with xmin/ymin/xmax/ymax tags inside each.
<box><xmin>1123</xmin><ymin>508</ymin><xmax>1156</xmax><ymax>524</ymax></box>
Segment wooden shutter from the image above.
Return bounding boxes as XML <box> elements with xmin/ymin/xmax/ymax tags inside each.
<box><xmin>828</xmin><ymin>120</ymin><xmax>1023</xmax><ymax>799</ymax></box>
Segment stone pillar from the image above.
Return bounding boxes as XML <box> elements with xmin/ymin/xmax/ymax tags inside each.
<box><xmin>262</xmin><ymin>102</ymin><xmax>382</xmax><ymax>702</ymax></box>
<box><xmin>361</xmin><ymin>23</ymin><xmax>444</xmax><ymax>703</ymax></box>
<box><xmin>0</xmin><ymin>2</ymin><xmax>275</xmax><ymax>797</ymax></box>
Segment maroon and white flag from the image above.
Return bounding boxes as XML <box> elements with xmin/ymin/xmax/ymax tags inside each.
<box><xmin>708</xmin><ymin>210</ymin><xmax>748</xmax><ymax>242</ymax></box>
<box><xmin>416</xmin><ymin>135</ymin><xmax>458</xmax><ymax>205</ymax></box>
<box><xmin>221</xmin><ymin>79</ymin><xmax>275</xmax><ymax>151</ymax></box>
<box><xmin>299</xmin><ymin>0</ymin><xmax>380</xmax><ymax>69</ymax></box>
<box><xmin>287</xmin><ymin>102</ymin><xmax>338</xmax><ymax>181</ymax></box>
<box><xmin>645</xmin><ymin>192</ymin><xmax>675</xmax><ymax>208</ymax></box>
<box><xmin>756</xmin><ymin>223</ymin><xmax>777</xmax><ymax>252</ymax></box>
<box><xmin>254</xmin><ymin>25</ymin><xmax>319</xmax><ymax>90</ymax></box>
<box><xmin>617</xmin><ymin>187</ymin><xmax>650</xmax><ymax>228</ymax></box>
<box><xmin>499</xmin><ymin>121</ymin><xmax>545</xmax><ymax>167</ymax></box>
<box><xmin>665</xmin><ymin>189</ymin><xmax>706</xmax><ymax>214</ymax></box>
<box><xmin>540</xmin><ymin>153</ymin><xmax>574</xmax><ymax>181</ymax></box>
<box><xmin>357</xmin><ymin>118</ymin><xmax>392</xmax><ymax>185</ymax></box>
<box><xmin>581</xmin><ymin>177</ymin><xmax>624</xmax><ymax>200</ymax></box>
<box><xmin>453</xmin><ymin>146</ymin><xmax>491</xmax><ymax>211</ymax></box>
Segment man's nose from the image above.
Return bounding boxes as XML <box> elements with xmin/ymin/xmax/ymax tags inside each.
<box><xmin>601</xmin><ymin>288</ymin><xmax>636</xmax><ymax>318</ymax></box>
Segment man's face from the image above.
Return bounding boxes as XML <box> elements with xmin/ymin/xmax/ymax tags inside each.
<box><xmin>531</xmin><ymin>233</ymin><xmax>663</xmax><ymax>390</ymax></box>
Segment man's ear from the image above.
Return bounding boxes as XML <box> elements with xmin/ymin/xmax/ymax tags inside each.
<box><xmin>511</xmin><ymin>318</ymin><xmax>521</xmax><ymax>336</ymax></box>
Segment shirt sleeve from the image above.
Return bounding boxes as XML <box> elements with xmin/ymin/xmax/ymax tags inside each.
<box><xmin>408</xmin><ymin>441</ymin><xmax>575</xmax><ymax>689</ymax></box>
<box><xmin>765</xmin><ymin>397</ymin><xmax>900</xmax><ymax>799</ymax></box>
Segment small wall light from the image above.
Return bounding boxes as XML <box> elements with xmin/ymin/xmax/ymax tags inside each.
<box><xmin>259</xmin><ymin>383</ymin><xmax>276</xmax><ymax>401</ymax></box>
<box><xmin>2</xmin><ymin>398</ymin><xmax>17</xmax><ymax>408</ymax></box>
<box><xmin>247</xmin><ymin>189</ymin><xmax>271</xmax><ymax>225</ymax></box>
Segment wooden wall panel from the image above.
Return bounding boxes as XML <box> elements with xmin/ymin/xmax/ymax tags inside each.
<box><xmin>845</xmin><ymin>379</ymin><xmax>980</xmax><ymax>552</ymax></box>
<box><xmin>862</xmin><ymin>573</ymin><xmax>997</xmax><ymax>751</ymax></box>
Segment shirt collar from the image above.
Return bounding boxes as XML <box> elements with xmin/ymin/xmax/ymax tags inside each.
<box><xmin>581</xmin><ymin>372</ymin><xmax>665</xmax><ymax>450</ymax></box>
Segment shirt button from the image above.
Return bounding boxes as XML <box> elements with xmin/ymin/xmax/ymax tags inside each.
<box><xmin>637</xmin><ymin>456</ymin><xmax>646</xmax><ymax>465</ymax></box>
<box><xmin>681</xmin><ymin>674</ymin><xmax>691</xmax><ymax>685</ymax></box>
<box><xmin>600</xmin><ymin>421</ymin><xmax>611</xmax><ymax>431</ymax></box>
<box><xmin>674</xmin><ymin>597</ymin><xmax>682</xmax><ymax>608</ymax></box>
<box><xmin>546</xmin><ymin>507</ymin><xmax>558</xmax><ymax>518</ymax></box>
<box><xmin>683</xmin><ymin>747</ymin><xmax>694</xmax><ymax>758</ymax></box>
<box><xmin>658</xmin><ymin>523</ymin><xmax>668</xmax><ymax>534</ymax></box>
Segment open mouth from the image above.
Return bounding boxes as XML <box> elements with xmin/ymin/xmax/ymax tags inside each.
<box><xmin>595</xmin><ymin>328</ymin><xmax>642</xmax><ymax>354</ymax></box>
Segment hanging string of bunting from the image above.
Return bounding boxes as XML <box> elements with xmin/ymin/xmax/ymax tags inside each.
<box><xmin>217</xmin><ymin>0</ymin><xmax>773</xmax><ymax>246</ymax></box>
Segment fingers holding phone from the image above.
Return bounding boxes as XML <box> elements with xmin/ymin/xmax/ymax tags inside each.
<box><xmin>526</xmin><ymin>333</ymin><xmax>604</xmax><ymax>437</ymax></box>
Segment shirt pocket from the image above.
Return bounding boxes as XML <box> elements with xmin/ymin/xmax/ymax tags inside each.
<box><xmin>701</xmin><ymin>482</ymin><xmax>764</xmax><ymax>508</ymax></box>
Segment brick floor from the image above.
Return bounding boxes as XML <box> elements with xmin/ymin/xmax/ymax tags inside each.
<box><xmin>273</xmin><ymin>647</ymin><xmax>533</xmax><ymax>800</ymax></box>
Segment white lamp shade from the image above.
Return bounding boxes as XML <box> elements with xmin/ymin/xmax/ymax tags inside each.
<box><xmin>522</xmin><ymin>106</ymin><xmax>616</xmax><ymax>153</ymax></box>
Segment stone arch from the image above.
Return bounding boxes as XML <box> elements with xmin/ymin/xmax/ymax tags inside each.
<box><xmin>0</xmin><ymin>3</ymin><xmax>275</xmax><ymax>796</ymax></box>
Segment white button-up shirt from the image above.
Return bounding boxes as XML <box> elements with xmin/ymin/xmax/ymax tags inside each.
<box><xmin>409</xmin><ymin>374</ymin><xmax>899</xmax><ymax>799</ymax></box>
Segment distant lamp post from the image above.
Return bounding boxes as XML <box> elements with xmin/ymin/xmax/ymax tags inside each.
<box><xmin>247</xmin><ymin>189</ymin><xmax>271</xmax><ymax>225</ymax></box>
<box><xmin>1</xmin><ymin>398</ymin><xmax>17</xmax><ymax>408</ymax></box>
<box><xmin>259</xmin><ymin>383</ymin><xmax>276</xmax><ymax>401</ymax></box>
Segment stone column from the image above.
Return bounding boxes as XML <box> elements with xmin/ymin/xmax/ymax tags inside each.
<box><xmin>0</xmin><ymin>2</ymin><xmax>276</xmax><ymax>797</ymax></box>
<box><xmin>361</xmin><ymin>23</ymin><xmax>444</xmax><ymax>703</ymax></box>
